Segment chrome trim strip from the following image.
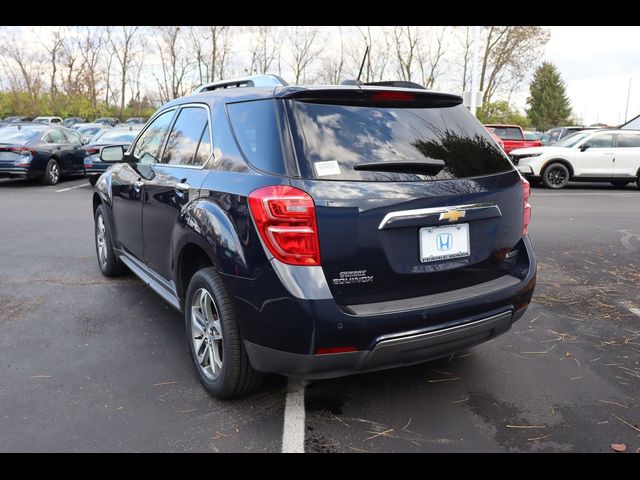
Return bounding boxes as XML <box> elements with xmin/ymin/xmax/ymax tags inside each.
<box><xmin>375</xmin><ymin>310</ymin><xmax>512</xmax><ymax>347</ymax></box>
<box><xmin>270</xmin><ymin>258</ymin><xmax>332</xmax><ymax>300</ymax></box>
<box><xmin>378</xmin><ymin>203</ymin><xmax>501</xmax><ymax>230</ymax></box>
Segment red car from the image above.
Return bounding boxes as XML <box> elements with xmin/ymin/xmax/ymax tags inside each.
<box><xmin>484</xmin><ymin>124</ymin><xmax>541</xmax><ymax>154</ymax></box>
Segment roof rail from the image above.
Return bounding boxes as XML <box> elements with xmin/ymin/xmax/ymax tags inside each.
<box><xmin>194</xmin><ymin>74</ymin><xmax>288</xmax><ymax>93</ymax></box>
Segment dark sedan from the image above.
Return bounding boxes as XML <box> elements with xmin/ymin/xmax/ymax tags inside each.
<box><xmin>83</xmin><ymin>125</ymin><xmax>143</xmax><ymax>186</ymax></box>
<box><xmin>0</xmin><ymin>123</ymin><xmax>85</xmax><ymax>185</ymax></box>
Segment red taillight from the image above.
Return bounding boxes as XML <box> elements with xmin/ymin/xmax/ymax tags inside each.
<box><xmin>0</xmin><ymin>147</ymin><xmax>34</xmax><ymax>155</ymax></box>
<box><xmin>83</xmin><ymin>147</ymin><xmax>99</xmax><ymax>155</ymax></box>
<box><xmin>315</xmin><ymin>346</ymin><xmax>357</xmax><ymax>355</ymax></box>
<box><xmin>371</xmin><ymin>91</ymin><xmax>415</xmax><ymax>102</ymax></box>
<box><xmin>521</xmin><ymin>178</ymin><xmax>531</xmax><ymax>236</ymax></box>
<box><xmin>248</xmin><ymin>185</ymin><xmax>321</xmax><ymax>266</ymax></box>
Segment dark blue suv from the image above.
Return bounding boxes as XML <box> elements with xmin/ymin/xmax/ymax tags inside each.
<box><xmin>92</xmin><ymin>75</ymin><xmax>536</xmax><ymax>398</ymax></box>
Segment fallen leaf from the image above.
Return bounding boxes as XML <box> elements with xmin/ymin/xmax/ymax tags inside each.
<box><xmin>611</xmin><ymin>443</ymin><xmax>627</xmax><ymax>452</ymax></box>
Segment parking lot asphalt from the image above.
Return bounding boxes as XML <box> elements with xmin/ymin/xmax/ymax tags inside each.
<box><xmin>1</xmin><ymin>177</ymin><xmax>638</xmax><ymax>452</ymax></box>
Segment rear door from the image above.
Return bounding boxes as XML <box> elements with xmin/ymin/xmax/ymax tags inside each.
<box><xmin>61</xmin><ymin>129</ymin><xmax>85</xmax><ymax>173</ymax></box>
<box><xmin>280</xmin><ymin>92</ymin><xmax>525</xmax><ymax>307</ymax></box>
<box><xmin>572</xmin><ymin>132</ymin><xmax>614</xmax><ymax>177</ymax></box>
<box><xmin>612</xmin><ymin>132</ymin><xmax>640</xmax><ymax>177</ymax></box>
<box><xmin>142</xmin><ymin>104</ymin><xmax>212</xmax><ymax>281</ymax></box>
<box><xmin>42</xmin><ymin>129</ymin><xmax>74</xmax><ymax>172</ymax></box>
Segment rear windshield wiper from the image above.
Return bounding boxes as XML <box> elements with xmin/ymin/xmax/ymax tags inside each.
<box><xmin>354</xmin><ymin>160</ymin><xmax>445</xmax><ymax>176</ymax></box>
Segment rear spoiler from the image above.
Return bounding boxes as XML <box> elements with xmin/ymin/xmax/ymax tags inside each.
<box><xmin>276</xmin><ymin>87</ymin><xmax>462</xmax><ymax>108</ymax></box>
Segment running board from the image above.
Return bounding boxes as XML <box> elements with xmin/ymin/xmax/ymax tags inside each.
<box><xmin>118</xmin><ymin>251</ymin><xmax>182</xmax><ymax>311</ymax></box>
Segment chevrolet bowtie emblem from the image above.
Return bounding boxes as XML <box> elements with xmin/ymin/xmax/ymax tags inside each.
<box><xmin>439</xmin><ymin>209</ymin><xmax>466</xmax><ymax>222</ymax></box>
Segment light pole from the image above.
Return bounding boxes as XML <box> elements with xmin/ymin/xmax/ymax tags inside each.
<box><xmin>469</xmin><ymin>26</ymin><xmax>481</xmax><ymax>117</ymax></box>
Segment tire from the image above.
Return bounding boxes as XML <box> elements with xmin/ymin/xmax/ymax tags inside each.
<box><xmin>542</xmin><ymin>162</ymin><xmax>570</xmax><ymax>189</ymax></box>
<box><xmin>185</xmin><ymin>268</ymin><xmax>264</xmax><ymax>398</ymax></box>
<box><xmin>88</xmin><ymin>176</ymin><xmax>98</xmax><ymax>187</ymax></box>
<box><xmin>637</xmin><ymin>176</ymin><xmax>640</xmax><ymax>190</ymax></box>
<box><xmin>94</xmin><ymin>204</ymin><xmax>127</xmax><ymax>276</ymax></box>
<box><xmin>610</xmin><ymin>180</ymin><xmax>630</xmax><ymax>187</ymax></box>
<box><xmin>41</xmin><ymin>158</ymin><xmax>61</xmax><ymax>185</ymax></box>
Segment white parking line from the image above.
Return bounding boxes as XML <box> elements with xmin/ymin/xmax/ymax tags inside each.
<box><xmin>56</xmin><ymin>183</ymin><xmax>90</xmax><ymax>193</ymax></box>
<box><xmin>282</xmin><ymin>378</ymin><xmax>306</xmax><ymax>453</ymax></box>
<box><xmin>534</xmin><ymin>192</ymin><xmax>638</xmax><ymax>197</ymax></box>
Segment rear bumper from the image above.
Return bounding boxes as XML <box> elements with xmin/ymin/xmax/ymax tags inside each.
<box><xmin>85</xmin><ymin>164</ymin><xmax>109</xmax><ymax>176</ymax></box>
<box><xmin>233</xmin><ymin>236</ymin><xmax>537</xmax><ymax>379</ymax></box>
<box><xmin>246</xmin><ymin>309</ymin><xmax>523</xmax><ymax>379</ymax></box>
<box><xmin>0</xmin><ymin>167</ymin><xmax>30</xmax><ymax>178</ymax></box>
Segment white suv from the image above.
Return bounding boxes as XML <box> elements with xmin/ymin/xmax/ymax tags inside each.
<box><xmin>511</xmin><ymin>129</ymin><xmax>640</xmax><ymax>189</ymax></box>
<box><xmin>33</xmin><ymin>116</ymin><xmax>63</xmax><ymax>125</ymax></box>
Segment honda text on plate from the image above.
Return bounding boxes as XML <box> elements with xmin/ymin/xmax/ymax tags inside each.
<box><xmin>91</xmin><ymin>75</ymin><xmax>537</xmax><ymax>398</ymax></box>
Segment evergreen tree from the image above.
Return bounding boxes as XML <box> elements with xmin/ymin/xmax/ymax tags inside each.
<box><xmin>526</xmin><ymin>62</ymin><xmax>572</xmax><ymax>131</ymax></box>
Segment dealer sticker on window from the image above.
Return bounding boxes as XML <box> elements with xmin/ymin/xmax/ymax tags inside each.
<box><xmin>314</xmin><ymin>160</ymin><xmax>341</xmax><ymax>177</ymax></box>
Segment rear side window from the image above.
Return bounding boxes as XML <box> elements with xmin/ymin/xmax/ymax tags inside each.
<box><xmin>162</xmin><ymin>107</ymin><xmax>210</xmax><ymax>166</ymax></box>
<box><xmin>43</xmin><ymin>129</ymin><xmax>66</xmax><ymax>144</ymax></box>
<box><xmin>290</xmin><ymin>102</ymin><xmax>513</xmax><ymax>182</ymax></box>
<box><xmin>616</xmin><ymin>133</ymin><xmax>640</xmax><ymax>147</ymax></box>
<box><xmin>227</xmin><ymin>99</ymin><xmax>286</xmax><ymax>175</ymax></box>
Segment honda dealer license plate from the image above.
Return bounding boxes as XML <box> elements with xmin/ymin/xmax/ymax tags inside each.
<box><xmin>419</xmin><ymin>224</ymin><xmax>470</xmax><ymax>263</ymax></box>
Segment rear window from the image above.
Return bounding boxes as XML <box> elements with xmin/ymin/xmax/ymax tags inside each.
<box><xmin>290</xmin><ymin>102</ymin><xmax>513</xmax><ymax>182</ymax></box>
<box><xmin>0</xmin><ymin>126</ymin><xmax>41</xmax><ymax>144</ymax></box>
<box><xmin>490</xmin><ymin>127</ymin><xmax>523</xmax><ymax>140</ymax></box>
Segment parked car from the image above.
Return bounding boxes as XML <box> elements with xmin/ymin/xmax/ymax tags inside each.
<box><xmin>62</xmin><ymin>117</ymin><xmax>87</xmax><ymax>128</ymax></box>
<box><xmin>540</xmin><ymin>126</ymin><xmax>600</xmax><ymax>146</ymax></box>
<box><xmin>524</xmin><ymin>131</ymin><xmax>543</xmax><ymax>141</ymax></box>
<box><xmin>3</xmin><ymin>116</ymin><xmax>32</xmax><ymax>123</ymax></box>
<box><xmin>33</xmin><ymin>116</ymin><xmax>63</xmax><ymax>125</ymax></box>
<box><xmin>92</xmin><ymin>74</ymin><xmax>536</xmax><ymax>398</ymax></box>
<box><xmin>484</xmin><ymin>124</ymin><xmax>542</xmax><ymax>153</ymax></box>
<box><xmin>75</xmin><ymin>123</ymin><xmax>112</xmax><ymax>144</ymax></box>
<box><xmin>94</xmin><ymin>117</ymin><xmax>120</xmax><ymax>127</ymax></box>
<box><xmin>510</xmin><ymin>129</ymin><xmax>640</xmax><ymax>189</ymax></box>
<box><xmin>83</xmin><ymin>125</ymin><xmax>143</xmax><ymax>186</ymax></box>
<box><xmin>124</xmin><ymin>117</ymin><xmax>146</xmax><ymax>124</ymax></box>
<box><xmin>0</xmin><ymin>123</ymin><xmax>85</xmax><ymax>185</ymax></box>
<box><xmin>486</xmin><ymin>129</ymin><xmax>505</xmax><ymax>150</ymax></box>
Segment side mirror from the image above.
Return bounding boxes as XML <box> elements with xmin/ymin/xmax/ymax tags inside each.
<box><xmin>100</xmin><ymin>145</ymin><xmax>125</xmax><ymax>163</ymax></box>
<box><xmin>580</xmin><ymin>143</ymin><xmax>591</xmax><ymax>152</ymax></box>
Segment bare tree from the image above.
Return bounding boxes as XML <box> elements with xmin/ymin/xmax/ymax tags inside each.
<box><xmin>479</xmin><ymin>26</ymin><xmax>550</xmax><ymax>103</ymax></box>
<box><xmin>38</xmin><ymin>27</ymin><xmax>66</xmax><ymax>96</ymax></box>
<box><xmin>108</xmin><ymin>25</ymin><xmax>141</xmax><ymax>117</ymax></box>
<box><xmin>247</xmin><ymin>26</ymin><xmax>279</xmax><ymax>75</ymax></box>
<box><xmin>317</xmin><ymin>26</ymin><xmax>345</xmax><ymax>84</ymax></box>
<box><xmin>189</xmin><ymin>26</ymin><xmax>233</xmax><ymax>85</ymax></box>
<box><xmin>392</xmin><ymin>26</ymin><xmax>420</xmax><ymax>82</ymax></box>
<box><xmin>77</xmin><ymin>26</ymin><xmax>105</xmax><ymax>110</ymax></box>
<box><xmin>416</xmin><ymin>26</ymin><xmax>447</xmax><ymax>89</ymax></box>
<box><xmin>287</xmin><ymin>26</ymin><xmax>323</xmax><ymax>84</ymax></box>
<box><xmin>346</xmin><ymin>26</ymin><xmax>390</xmax><ymax>82</ymax></box>
<box><xmin>153</xmin><ymin>26</ymin><xmax>193</xmax><ymax>103</ymax></box>
<box><xmin>458</xmin><ymin>26</ymin><xmax>473</xmax><ymax>94</ymax></box>
<box><xmin>0</xmin><ymin>34</ymin><xmax>44</xmax><ymax>107</ymax></box>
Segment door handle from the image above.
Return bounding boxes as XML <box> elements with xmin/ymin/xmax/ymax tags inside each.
<box><xmin>133</xmin><ymin>180</ymin><xmax>144</xmax><ymax>192</ymax></box>
<box><xmin>175</xmin><ymin>182</ymin><xmax>190</xmax><ymax>192</ymax></box>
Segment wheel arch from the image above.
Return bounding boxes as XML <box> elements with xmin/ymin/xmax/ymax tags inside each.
<box><xmin>541</xmin><ymin>158</ymin><xmax>574</xmax><ymax>178</ymax></box>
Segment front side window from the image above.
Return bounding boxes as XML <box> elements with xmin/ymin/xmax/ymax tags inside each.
<box><xmin>161</xmin><ymin>107</ymin><xmax>210</xmax><ymax>166</ymax></box>
<box><xmin>132</xmin><ymin>110</ymin><xmax>174</xmax><ymax>164</ymax></box>
<box><xmin>586</xmin><ymin>133</ymin><xmax>613</xmax><ymax>148</ymax></box>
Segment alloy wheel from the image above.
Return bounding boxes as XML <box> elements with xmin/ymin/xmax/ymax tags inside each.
<box><xmin>191</xmin><ymin>288</ymin><xmax>223</xmax><ymax>380</ymax></box>
<box><xmin>96</xmin><ymin>214</ymin><xmax>107</xmax><ymax>268</ymax></box>
<box><xmin>546</xmin><ymin>166</ymin><xmax>567</xmax><ymax>187</ymax></box>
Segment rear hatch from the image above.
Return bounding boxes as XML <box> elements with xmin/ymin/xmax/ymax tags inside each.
<box><xmin>283</xmin><ymin>88</ymin><xmax>525</xmax><ymax>307</ymax></box>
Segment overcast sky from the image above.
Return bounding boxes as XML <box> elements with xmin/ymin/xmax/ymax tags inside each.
<box><xmin>543</xmin><ymin>26</ymin><xmax>640</xmax><ymax>126</ymax></box>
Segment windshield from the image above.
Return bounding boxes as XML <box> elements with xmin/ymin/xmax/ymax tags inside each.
<box><xmin>92</xmin><ymin>129</ymin><xmax>138</xmax><ymax>143</ymax></box>
<box><xmin>555</xmin><ymin>131</ymin><xmax>591</xmax><ymax>147</ymax></box>
<box><xmin>0</xmin><ymin>126</ymin><xmax>41</xmax><ymax>144</ymax></box>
